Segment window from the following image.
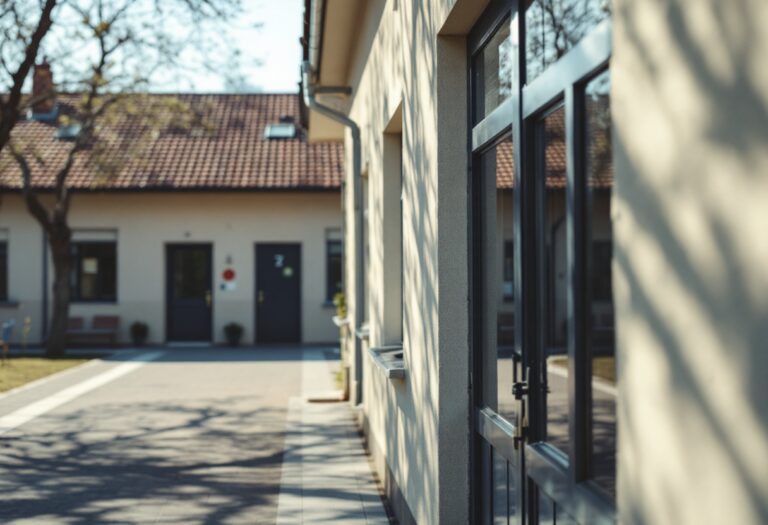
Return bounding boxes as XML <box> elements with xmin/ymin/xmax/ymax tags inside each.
<box><xmin>70</xmin><ymin>242</ymin><xmax>117</xmax><ymax>302</ymax></box>
<box><xmin>0</xmin><ymin>242</ymin><xmax>7</xmax><ymax>301</ymax></box>
<box><xmin>539</xmin><ymin>104</ymin><xmax>571</xmax><ymax>458</ymax></box>
<box><xmin>383</xmin><ymin>118</ymin><xmax>404</xmax><ymax>344</ymax></box>
<box><xmin>592</xmin><ymin>240</ymin><xmax>612</xmax><ymax>301</ymax></box>
<box><xmin>326</xmin><ymin>237</ymin><xmax>343</xmax><ymax>302</ymax></box>
<box><xmin>472</xmin><ymin>16</ymin><xmax>513</xmax><ymax>122</ymax></box>
<box><xmin>264</xmin><ymin>123</ymin><xmax>296</xmax><ymax>139</ymax></box>
<box><xmin>525</xmin><ymin>0</ymin><xmax>611</xmax><ymax>82</ymax></box>
<box><xmin>586</xmin><ymin>69</ymin><xmax>615</xmax><ymax>498</ymax></box>
<box><xmin>503</xmin><ymin>240</ymin><xmax>514</xmax><ymax>302</ymax></box>
<box><xmin>362</xmin><ymin>173</ymin><xmax>370</xmax><ymax>323</ymax></box>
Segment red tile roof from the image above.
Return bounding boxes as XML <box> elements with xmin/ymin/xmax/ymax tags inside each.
<box><xmin>495</xmin><ymin>102</ymin><xmax>612</xmax><ymax>190</ymax></box>
<box><xmin>0</xmin><ymin>93</ymin><xmax>343</xmax><ymax>191</ymax></box>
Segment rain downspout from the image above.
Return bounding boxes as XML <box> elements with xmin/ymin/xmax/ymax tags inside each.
<box><xmin>302</xmin><ymin>13</ymin><xmax>363</xmax><ymax>403</ymax></box>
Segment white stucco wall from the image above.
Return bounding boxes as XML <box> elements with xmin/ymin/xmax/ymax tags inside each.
<box><xmin>334</xmin><ymin>1</ymin><xmax>490</xmax><ymax>522</ymax></box>
<box><xmin>0</xmin><ymin>191</ymin><xmax>341</xmax><ymax>345</ymax></box>
<box><xmin>614</xmin><ymin>0</ymin><xmax>768</xmax><ymax>523</ymax></box>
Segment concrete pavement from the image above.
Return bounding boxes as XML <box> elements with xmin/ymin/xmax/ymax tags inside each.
<box><xmin>0</xmin><ymin>347</ymin><xmax>389</xmax><ymax>524</ymax></box>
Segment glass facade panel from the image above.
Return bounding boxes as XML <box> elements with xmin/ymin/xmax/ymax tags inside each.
<box><xmin>585</xmin><ymin>69</ymin><xmax>616</xmax><ymax>498</ymax></box>
<box><xmin>525</xmin><ymin>0</ymin><xmax>610</xmax><ymax>82</ymax></box>
<box><xmin>541</xmin><ymin>105</ymin><xmax>570</xmax><ymax>457</ymax></box>
<box><xmin>0</xmin><ymin>242</ymin><xmax>6</xmax><ymax>301</ymax></box>
<box><xmin>492</xmin><ymin>450</ymin><xmax>509</xmax><ymax>524</ymax></box>
<box><xmin>473</xmin><ymin>19</ymin><xmax>513</xmax><ymax>122</ymax></box>
<box><xmin>478</xmin><ymin>137</ymin><xmax>518</xmax><ymax>422</ymax></box>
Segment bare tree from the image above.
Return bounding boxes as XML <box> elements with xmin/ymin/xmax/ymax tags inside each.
<box><xmin>0</xmin><ymin>0</ymin><xmax>58</xmax><ymax>152</ymax></box>
<box><xmin>1</xmin><ymin>0</ymin><xmax>243</xmax><ymax>356</ymax></box>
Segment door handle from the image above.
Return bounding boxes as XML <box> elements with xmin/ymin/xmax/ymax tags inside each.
<box><xmin>258</xmin><ymin>290</ymin><xmax>265</xmax><ymax>304</ymax></box>
<box><xmin>205</xmin><ymin>291</ymin><xmax>212</xmax><ymax>307</ymax></box>
<box><xmin>513</xmin><ymin>365</ymin><xmax>530</xmax><ymax>450</ymax></box>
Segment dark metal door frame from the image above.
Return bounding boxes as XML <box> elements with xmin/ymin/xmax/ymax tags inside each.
<box><xmin>469</xmin><ymin>1</ymin><xmax>616</xmax><ymax>523</ymax></box>
<box><xmin>165</xmin><ymin>243</ymin><xmax>213</xmax><ymax>343</ymax></box>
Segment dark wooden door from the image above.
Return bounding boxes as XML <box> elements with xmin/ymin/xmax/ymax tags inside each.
<box><xmin>255</xmin><ymin>244</ymin><xmax>301</xmax><ymax>344</ymax></box>
<box><xmin>166</xmin><ymin>244</ymin><xmax>212</xmax><ymax>342</ymax></box>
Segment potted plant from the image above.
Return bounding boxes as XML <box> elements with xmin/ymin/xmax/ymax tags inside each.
<box><xmin>130</xmin><ymin>321</ymin><xmax>149</xmax><ymax>347</ymax></box>
<box><xmin>224</xmin><ymin>322</ymin><xmax>244</xmax><ymax>347</ymax></box>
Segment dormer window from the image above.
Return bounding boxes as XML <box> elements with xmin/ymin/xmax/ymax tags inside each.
<box><xmin>56</xmin><ymin>123</ymin><xmax>82</xmax><ymax>141</ymax></box>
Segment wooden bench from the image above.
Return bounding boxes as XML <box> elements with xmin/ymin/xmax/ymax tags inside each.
<box><xmin>67</xmin><ymin>316</ymin><xmax>120</xmax><ymax>347</ymax></box>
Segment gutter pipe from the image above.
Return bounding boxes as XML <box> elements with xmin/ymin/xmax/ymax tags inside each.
<box><xmin>302</xmin><ymin>3</ymin><xmax>363</xmax><ymax>403</ymax></box>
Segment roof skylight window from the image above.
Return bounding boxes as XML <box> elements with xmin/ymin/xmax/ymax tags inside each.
<box><xmin>264</xmin><ymin>123</ymin><xmax>296</xmax><ymax>139</ymax></box>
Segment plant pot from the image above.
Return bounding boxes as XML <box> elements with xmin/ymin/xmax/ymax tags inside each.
<box><xmin>223</xmin><ymin>323</ymin><xmax>244</xmax><ymax>347</ymax></box>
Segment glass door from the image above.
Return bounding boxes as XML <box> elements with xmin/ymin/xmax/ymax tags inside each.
<box><xmin>471</xmin><ymin>0</ymin><xmax>616</xmax><ymax>523</ymax></box>
<box><xmin>469</xmin><ymin>2</ymin><xmax>524</xmax><ymax>523</ymax></box>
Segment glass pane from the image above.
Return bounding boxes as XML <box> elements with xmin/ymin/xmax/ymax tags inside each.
<box><xmin>478</xmin><ymin>137</ymin><xmax>518</xmax><ymax>422</ymax></box>
<box><xmin>473</xmin><ymin>19</ymin><xmax>514</xmax><ymax>122</ymax></box>
<box><xmin>538</xmin><ymin>490</ymin><xmax>555</xmax><ymax>525</ymax></box>
<box><xmin>0</xmin><ymin>243</ymin><xmax>7</xmax><ymax>300</ymax></box>
<box><xmin>554</xmin><ymin>503</ymin><xmax>579</xmax><ymax>525</ymax></box>
<box><xmin>75</xmin><ymin>243</ymin><xmax>116</xmax><ymax>301</ymax></box>
<box><xmin>541</xmin><ymin>106</ymin><xmax>570</xmax><ymax>457</ymax></box>
<box><xmin>327</xmin><ymin>240</ymin><xmax>342</xmax><ymax>301</ymax></box>
<box><xmin>173</xmin><ymin>249</ymin><xmax>208</xmax><ymax>299</ymax></box>
<box><xmin>586</xmin><ymin>69</ymin><xmax>616</xmax><ymax>498</ymax></box>
<box><xmin>362</xmin><ymin>175</ymin><xmax>369</xmax><ymax>321</ymax></box>
<box><xmin>492</xmin><ymin>450</ymin><xmax>509</xmax><ymax>525</ymax></box>
<box><xmin>525</xmin><ymin>0</ymin><xmax>611</xmax><ymax>82</ymax></box>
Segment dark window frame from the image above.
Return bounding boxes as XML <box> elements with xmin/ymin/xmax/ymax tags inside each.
<box><xmin>326</xmin><ymin>238</ymin><xmax>343</xmax><ymax>303</ymax></box>
<box><xmin>469</xmin><ymin>0</ymin><xmax>615</xmax><ymax>522</ymax></box>
<box><xmin>70</xmin><ymin>241</ymin><xmax>118</xmax><ymax>303</ymax></box>
<box><xmin>0</xmin><ymin>241</ymin><xmax>7</xmax><ymax>301</ymax></box>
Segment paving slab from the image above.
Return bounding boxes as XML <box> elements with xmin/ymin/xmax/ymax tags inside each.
<box><xmin>0</xmin><ymin>346</ymin><xmax>389</xmax><ymax>524</ymax></box>
<box><xmin>276</xmin><ymin>348</ymin><xmax>390</xmax><ymax>525</ymax></box>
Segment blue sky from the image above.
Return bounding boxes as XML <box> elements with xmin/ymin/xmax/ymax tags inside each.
<box><xmin>197</xmin><ymin>0</ymin><xmax>304</xmax><ymax>93</ymax></box>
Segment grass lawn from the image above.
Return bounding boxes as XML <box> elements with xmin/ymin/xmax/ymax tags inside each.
<box><xmin>0</xmin><ymin>357</ymin><xmax>92</xmax><ymax>393</ymax></box>
<box><xmin>550</xmin><ymin>356</ymin><xmax>616</xmax><ymax>383</ymax></box>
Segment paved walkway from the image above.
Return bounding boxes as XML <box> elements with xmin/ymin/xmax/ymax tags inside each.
<box><xmin>0</xmin><ymin>347</ymin><xmax>388</xmax><ymax>524</ymax></box>
<box><xmin>276</xmin><ymin>349</ymin><xmax>388</xmax><ymax>524</ymax></box>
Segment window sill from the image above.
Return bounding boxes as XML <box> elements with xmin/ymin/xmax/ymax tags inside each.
<box><xmin>333</xmin><ymin>315</ymin><xmax>350</xmax><ymax>328</ymax></box>
<box><xmin>0</xmin><ymin>300</ymin><xmax>20</xmax><ymax>308</ymax></box>
<box><xmin>355</xmin><ymin>323</ymin><xmax>370</xmax><ymax>341</ymax></box>
<box><xmin>71</xmin><ymin>300</ymin><xmax>118</xmax><ymax>305</ymax></box>
<box><xmin>368</xmin><ymin>345</ymin><xmax>405</xmax><ymax>380</ymax></box>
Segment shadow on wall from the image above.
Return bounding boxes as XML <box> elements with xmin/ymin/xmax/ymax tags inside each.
<box><xmin>357</xmin><ymin>0</ymin><xmax>447</xmax><ymax>522</ymax></box>
<box><xmin>614</xmin><ymin>0</ymin><xmax>768</xmax><ymax>522</ymax></box>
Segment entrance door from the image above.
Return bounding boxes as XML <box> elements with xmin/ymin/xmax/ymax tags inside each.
<box><xmin>255</xmin><ymin>244</ymin><xmax>301</xmax><ymax>344</ymax></box>
<box><xmin>166</xmin><ymin>244</ymin><xmax>213</xmax><ymax>342</ymax></box>
<box><xmin>470</xmin><ymin>1</ymin><xmax>616</xmax><ymax>523</ymax></box>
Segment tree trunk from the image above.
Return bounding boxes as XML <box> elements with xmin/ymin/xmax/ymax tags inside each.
<box><xmin>47</xmin><ymin>224</ymin><xmax>72</xmax><ymax>358</ymax></box>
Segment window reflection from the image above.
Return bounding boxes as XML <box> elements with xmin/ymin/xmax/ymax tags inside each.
<box><xmin>525</xmin><ymin>0</ymin><xmax>610</xmax><ymax>82</ymax></box>
<box><xmin>586</xmin><ymin>69</ymin><xmax>615</xmax><ymax>498</ymax></box>
<box><xmin>541</xmin><ymin>105</ymin><xmax>570</xmax><ymax>458</ymax></box>
<box><xmin>473</xmin><ymin>19</ymin><xmax>514</xmax><ymax>122</ymax></box>
<box><xmin>478</xmin><ymin>137</ymin><xmax>518</xmax><ymax>423</ymax></box>
<box><xmin>492</xmin><ymin>450</ymin><xmax>511</xmax><ymax>524</ymax></box>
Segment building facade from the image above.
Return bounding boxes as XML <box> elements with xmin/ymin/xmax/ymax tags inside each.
<box><xmin>302</xmin><ymin>0</ymin><xmax>768</xmax><ymax>524</ymax></box>
<box><xmin>0</xmin><ymin>93</ymin><xmax>344</xmax><ymax>346</ymax></box>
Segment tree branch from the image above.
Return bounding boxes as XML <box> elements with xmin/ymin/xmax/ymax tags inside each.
<box><xmin>0</xmin><ymin>0</ymin><xmax>57</xmax><ymax>152</ymax></box>
<box><xmin>12</xmin><ymin>145</ymin><xmax>51</xmax><ymax>232</ymax></box>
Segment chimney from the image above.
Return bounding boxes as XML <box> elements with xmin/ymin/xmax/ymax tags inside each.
<box><xmin>32</xmin><ymin>60</ymin><xmax>55</xmax><ymax>116</ymax></box>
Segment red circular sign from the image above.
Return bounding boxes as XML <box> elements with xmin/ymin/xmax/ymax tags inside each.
<box><xmin>222</xmin><ymin>268</ymin><xmax>236</xmax><ymax>281</ymax></box>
